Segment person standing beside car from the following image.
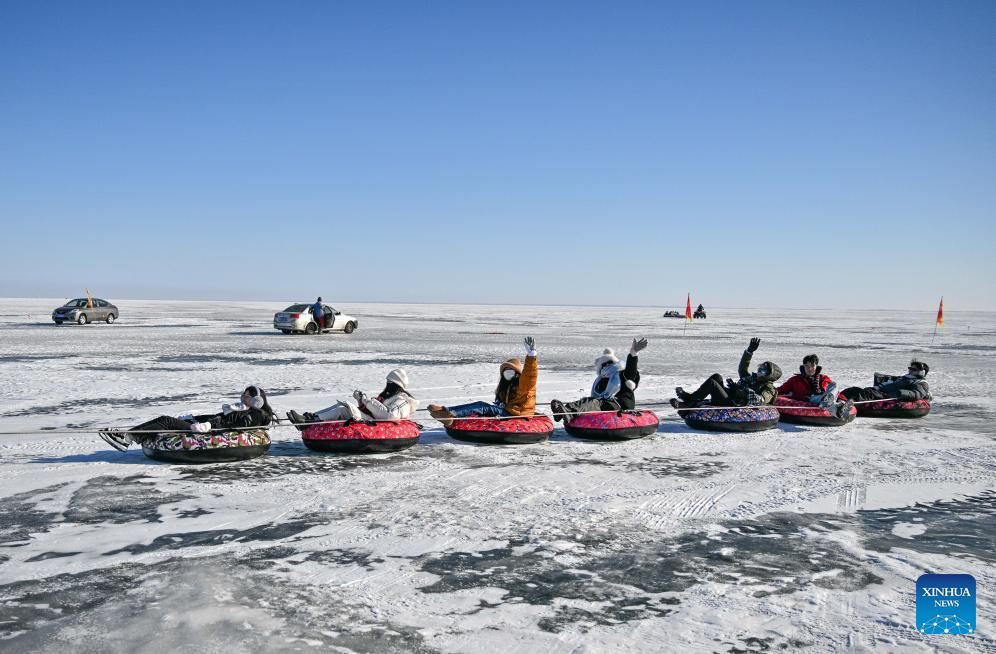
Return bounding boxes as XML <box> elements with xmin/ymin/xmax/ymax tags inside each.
<box><xmin>312</xmin><ymin>297</ymin><xmax>324</xmax><ymax>332</ymax></box>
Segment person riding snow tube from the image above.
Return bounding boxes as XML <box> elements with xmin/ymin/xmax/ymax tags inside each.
<box><xmin>286</xmin><ymin>368</ymin><xmax>418</xmax><ymax>427</ymax></box>
<box><xmin>677</xmin><ymin>405</ymin><xmax>781</xmax><ymax>432</ymax></box>
<box><xmin>776</xmin><ymin>354</ymin><xmax>853</xmax><ymax>423</ymax></box>
<box><xmin>564</xmin><ymin>410</ymin><xmax>659</xmax><ymax>440</ymax></box>
<box><xmin>671</xmin><ymin>338</ymin><xmax>782</xmax><ymax>410</ymax></box>
<box><xmin>774</xmin><ymin>396</ymin><xmax>857</xmax><ymax>427</ymax></box>
<box><xmin>839</xmin><ymin>361</ymin><xmax>932</xmax><ymax>418</ymax></box>
<box><xmin>428</xmin><ymin>337</ymin><xmax>539</xmax><ymax>424</ymax></box>
<box><xmin>98</xmin><ymin>385</ymin><xmax>275</xmax><ymax>463</ymax></box>
<box><xmin>285</xmin><ymin>369</ymin><xmax>422</xmax><ymax>453</ymax></box>
<box><xmin>550</xmin><ymin>337</ymin><xmax>647</xmax><ymax>422</ymax></box>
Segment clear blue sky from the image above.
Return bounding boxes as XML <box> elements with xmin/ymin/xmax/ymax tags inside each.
<box><xmin>2</xmin><ymin>1</ymin><xmax>993</xmax><ymax>309</ymax></box>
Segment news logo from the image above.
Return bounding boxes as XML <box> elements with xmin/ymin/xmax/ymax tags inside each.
<box><xmin>917</xmin><ymin>574</ymin><xmax>975</xmax><ymax>635</ymax></box>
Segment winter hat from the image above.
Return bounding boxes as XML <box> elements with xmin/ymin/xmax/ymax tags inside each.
<box><xmin>593</xmin><ymin>348</ymin><xmax>620</xmax><ymax>372</ymax></box>
<box><xmin>762</xmin><ymin>362</ymin><xmax>782</xmax><ymax>382</ymax></box>
<box><xmin>386</xmin><ymin>368</ymin><xmax>409</xmax><ymax>390</ymax></box>
<box><xmin>500</xmin><ymin>358</ymin><xmax>523</xmax><ymax>375</ymax></box>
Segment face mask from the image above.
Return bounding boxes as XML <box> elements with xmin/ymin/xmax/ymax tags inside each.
<box><xmin>503</xmin><ymin>369</ymin><xmax>517</xmax><ymax>381</ymax></box>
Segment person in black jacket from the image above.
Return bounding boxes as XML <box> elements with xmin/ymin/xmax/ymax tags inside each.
<box><xmin>670</xmin><ymin>338</ymin><xmax>781</xmax><ymax>408</ymax></box>
<box><xmin>840</xmin><ymin>360</ymin><xmax>931</xmax><ymax>402</ymax></box>
<box><xmin>98</xmin><ymin>385</ymin><xmax>275</xmax><ymax>451</ymax></box>
<box><xmin>550</xmin><ymin>338</ymin><xmax>647</xmax><ymax>422</ymax></box>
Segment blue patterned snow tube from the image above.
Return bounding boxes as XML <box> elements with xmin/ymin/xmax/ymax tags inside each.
<box><xmin>678</xmin><ymin>405</ymin><xmax>780</xmax><ymax>433</ymax></box>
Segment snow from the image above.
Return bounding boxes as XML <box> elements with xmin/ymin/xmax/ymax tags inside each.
<box><xmin>0</xmin><ymin>298</ymin><xmax>994</xmax><ymax>653</ymax></box>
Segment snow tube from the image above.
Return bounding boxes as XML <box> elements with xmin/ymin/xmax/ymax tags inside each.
<box><xmin>445</xmin><ymin>415</ymin><xmax>554</xmax><ymax>445</ymax></box>
<box><xmin>775</xmin><ymin>397</ymin><xmax>856</xmax><ymax>427</ymax></box>
<box><xmin>678</xmin><ymin>405</ymin><xmax>780</xmax><ymax>432</ymax></box>
<box><xmin>564</xmin><ymin>410</ymin><xmax>660</xmax><ymax>440</ymax></box>
<box><xmin>841</xmin><ymin>395</ymin><xmax>931</xmax><ymax>419</ymax></box>
<box><xmin>141</xmin><ymin>429</ymin><xmax>270</xmax><ymax>464</ymax></box>
<box><xmin>301</xmin><ymin>419</ymin><xmax>421</xmax><ymax>453</ymax></box>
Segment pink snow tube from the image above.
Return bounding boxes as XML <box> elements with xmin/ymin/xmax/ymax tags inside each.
<box><xmin>564</xmin><ymin>410</ymin><xmax>660</xmax><ymax>440</ymax></box>
<box><xmin>774</xmin><ymin>397</ymin><xmax>856</xmax><ymax>427</ymax></box>
<box><xmin>838</xmin><ymin>395</ymin><xmax>932</xmax><ymax>419</ymax></box>
<box><xmin>301</xmin><ymin>419</ymin><xmax>421</xmax><ymax>453</ymax></box>
<box><xmin>445</xmin><ymin>415</ymin><xmax>554</xmax><ymax>445</ymax></box>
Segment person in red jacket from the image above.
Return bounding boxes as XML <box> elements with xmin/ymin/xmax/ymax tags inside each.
<box><xmin>777</xmin><ymin>354</ymin><xmax>852</xmax><ymax>418</ymax></box>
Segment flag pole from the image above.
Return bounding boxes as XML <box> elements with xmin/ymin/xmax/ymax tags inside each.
<box><xmin>931</xmin><ymin>296</ymin><xmax>943</xmax><ymax>345</ymax></box>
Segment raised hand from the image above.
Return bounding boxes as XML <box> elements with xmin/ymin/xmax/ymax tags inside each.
<box><xmin>747</xmin><ymin>337</ymin><xmax>761</xmax><ymax>353</ymax></box>
<box><xmin>524</xmin><ymin>336</ymin><xmax>536</xmax><ymax>353</ymax></box>
<box><xmin>631</xmin><ymin>337</ymin><xmax>649</xmax><ymax>353</ymax></box>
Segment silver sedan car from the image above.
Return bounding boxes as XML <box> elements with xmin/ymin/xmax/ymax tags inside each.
<box><xmin>52</xmin><ymin>298</ymin><xmax>119</xmax><ymax>325</ymax></box>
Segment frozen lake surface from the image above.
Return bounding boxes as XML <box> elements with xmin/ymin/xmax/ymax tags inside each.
<box><xmin>0</xmin><ymin>299</ymin><xmax>993</xmax><ymax>653</ymax></box>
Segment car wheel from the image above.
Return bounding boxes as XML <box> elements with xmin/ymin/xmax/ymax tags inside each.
<box><xmin>53</xmin><ymin>320</ymin><xmax>63</xmax><ymax>325</ymax></box>
<box><xmin>344</xmin><ymin>322</ymin><xmax>355</xmax><ymax>334</ymax></box>
<box><xmin>305</xmin><ymin>323</ymin><xmax>317</xmax><ymax>335</ymax></box>
<box><xmin>77</xmin><ymin>313</ymin><xmax>88</xmax><ymax>325</ymax></box>
<box><xmin>281</xmin><ymin>329</ymin><xmax>291</xmax><ymax>334</ymax></box>
<box><xmin>106</xmin><ymin>313</ymin><xmax>116</xmax><ymax>324</ymax></box>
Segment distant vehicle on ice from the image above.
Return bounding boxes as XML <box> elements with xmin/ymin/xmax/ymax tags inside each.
<box><xmin>52</xmin><ymin>298</ymin><xmax>119</xmax><ymax>325</ymax></box>
<box><xmin>273</xmin><ymin>303</ymin><xmax>358</xmax><ymax>335</ymax></box>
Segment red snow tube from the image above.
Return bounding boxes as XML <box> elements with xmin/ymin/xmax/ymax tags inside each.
<box><xmin>678</xmin><ymin>405</ymin><xmax>780</xmax><ymax>432</ymax></box>
<box><xmin>775</xmin><ymin>396</ymin><xmax>856</xmax><ymax>427</ymax></box>
<box><xmin>839</xmin><ymin>395</ymin><xmax>931</xmax><ymax>419</ymax></box>
<box><xmin>301</xmin><ymin>419</ymin><xmax>421</xmax><ymax>453</ymax></box>
<box><xmin>445</xmin><ymin>415</ymin><xmax>554</xmax><ymax>445</ymax></box>
<box><xmin>564</xmin><ymin>410</ymin><xmax>660</xmax><ymax>440</ymax></box>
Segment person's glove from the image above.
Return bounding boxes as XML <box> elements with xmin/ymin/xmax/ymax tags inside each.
<box><xmin>190</xmin><ymin>422</ymin><xmax>212</xmax><ymax>433</ymax></box>
<box><xmin>630</xmin><ymin>337</ymin><xmax>649</xmax><ymax>355</ymax></box>
<box><xmin>524</xmin><ymin>336</ymin><xmax>536</xmax><ymax>355</ymax></box>
<box><xmin>353</xmin><ymin>390</ymin><xmax>369</xmax><ymax>404</ymax></box>
<box><xmin>726</xmin><ymin>378</ymin><xmax>736</xmax><ymax>388</ymax></box>
<box><xmin>747</xmin><ymin>337</ymin><xmax>761</xmax><ymax>353</ymax></box>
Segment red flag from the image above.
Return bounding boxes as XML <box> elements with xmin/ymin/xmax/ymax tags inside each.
<box><xmin>685</xmin><ymin>293</ymin><xmax>693</xmax><ymax>322</ymax></box>
<box><xmin>936</xmin><ymin>297</ymin><xmax>944</xmax><ymax>327</ymax></box>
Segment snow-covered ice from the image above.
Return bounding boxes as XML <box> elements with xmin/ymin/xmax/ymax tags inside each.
<box><xmin>0</xmin><ymin>299</ymin><xmax>993</xmax><ymax>652</ymax></box>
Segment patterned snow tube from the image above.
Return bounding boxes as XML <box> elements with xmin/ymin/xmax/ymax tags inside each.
<box><xmin>774</xmin><ymin>397</ymin><xmax>856</xmax><ymax>427</ymax></box>
<box><xmin>141</xmin><ymin>429</ymin><xmax>270</xmax><ymax>464</ymax></box>
<box><xmin>301</xmin><ymin>420</ymin><xmax>421</xmax><ymax>453</ymax></box>
<box><xmin>564</xmin><ymin>410</ymin><xmax>660</xmax><ymax>440</ymax></box>
<box><xmin>678</xmin><ymin>405</ymin><xmax>780</xmax><ymax>433</ymax></box>
<box><xmin>445</xmin><ymin>415</ymin><xmax>554</xmax><ymax>445</ymax></box>
<box><xmin>841</xmin><ymin>395</ymin><xmax>931</xmax><ymax>419</ymax></box>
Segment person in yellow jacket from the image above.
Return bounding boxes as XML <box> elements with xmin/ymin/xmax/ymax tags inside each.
<box><xmin>428</xmin><ymin>337</ymin><xmax>538</xmax><ymax>425</ymax></box>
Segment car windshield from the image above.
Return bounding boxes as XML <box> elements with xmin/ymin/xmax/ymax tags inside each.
<box><xmin>284</xmin><ymin>304</ymin><xmax>309</xmax><ymax>312</ymax></box>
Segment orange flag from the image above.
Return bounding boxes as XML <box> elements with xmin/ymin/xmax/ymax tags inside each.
<box><xmin>936</xmin><ymin>297</ymin><xmax>944</xmax><ymax>327</ymax></box>
<box><xmin>685</xmin><ymin>293</ymin><xmax>693</xmax><ymax>322</ymax></box>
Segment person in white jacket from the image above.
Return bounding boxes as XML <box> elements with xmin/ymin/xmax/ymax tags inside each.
<box><xmin>285</xmin><ymin>369</ymin><xmax>418</xmax><ymax>429</ymax></box>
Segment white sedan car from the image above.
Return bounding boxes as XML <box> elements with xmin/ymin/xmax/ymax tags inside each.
<box><xmin>273</xmin><ymin>303</ymin><xmax>358</xmax><ymax>335</ymax></box>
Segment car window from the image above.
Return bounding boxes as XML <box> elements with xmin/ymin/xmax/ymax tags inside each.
<box><xmin>97</xmin><ymin>299</ymin><xmax>109</xmax><ymax>307</ymax></box>
<box><xmin>284</xmin><ymin>304</ymin><xmax>309</xmax><ymax>312</ymax></box>
<box><xmin>74</xmin><ymin>299</ymin><xmax>86</xmax><ymax>307</ymax></box>
<box><xmin>323</xmin><ymin>305</ymin><xmax>332</xmax><ymax>314</ymax></box>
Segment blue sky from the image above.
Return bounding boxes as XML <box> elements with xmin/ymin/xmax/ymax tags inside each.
<box><xmin>1</xmin><ymin>1</ymin><xmax>993</xmax><ymax>309</ymax></box>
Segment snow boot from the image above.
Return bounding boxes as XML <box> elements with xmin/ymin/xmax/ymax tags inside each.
<box><xmin>99</xmin><ymin>430</ymin><xmax>132</xmax><ymax>452</ymax></box>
